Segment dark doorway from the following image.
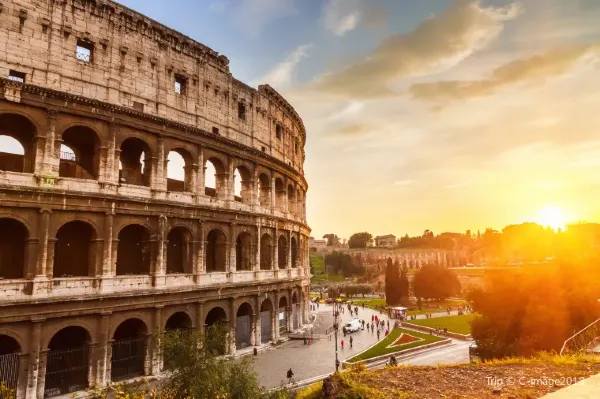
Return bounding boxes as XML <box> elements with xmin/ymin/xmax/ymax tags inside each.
<box><xmin>260</xmin><ymin>234</ymin><xmax>272</xmax><ymax>270</ymax></box>
<box><xmin>260</xmin><ymin>300</ymin><xmax>273</xmax><ymax>343</ymax></box>
<box><xmin>236</xmin><ymin>232</ymin><xmax>252</xmax><ymax>271</ymax></box>
<box><xmin>278</xmin><ymin>235</ymin><xmax>287</xmax><ymax>269</ymax></box>
<box><xmin>0</xmin><ymin>335</ymin><xmax>20</xmax><ymax>390</ymax></box>
<box><xmin>0</xmin><ymin>218</ymin><xmax>28</xmax><ymax>279</ymax></box>
<box><xmin>166</xmin><ymin>227</ymin><xmax>190</xmax><ymax>274</ymax></box>
<box><xmin>206</xmin><ymin>229</ymin><xmax>226</xmax><ymax>272</ymax></box>
<box><xmin>111</xmin><ymin>319</ymin><xmax>148</xmax><ymax>382</ymax></box>
<box><xmin>54</xmin><ymin>221</ymin><xmax>96</xmax><ymax>277</ymax></box>
<box><xmin>236</xmin><ymin>303</ymin><xmax>253</xmax><ymax>349</ymax></box>
<box><xmin>44</xmin><ymin>327</ymin><xmax>91</xmax><ymax>397</ymax></box>
<box><xmin>116</xmin><ymin>225</ymin><xmax>151</xmax><ymax>275</ymax></box>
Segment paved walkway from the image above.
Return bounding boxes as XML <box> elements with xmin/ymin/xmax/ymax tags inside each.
<box><xmin>542</xmin><ymin>373</ymin><xmax>600</xmax><ymax>399</ymax></box>
<box><xmin>254</xmin><ymin>304</ymin><xmax>470</xmax><ymax>388</ymax></box>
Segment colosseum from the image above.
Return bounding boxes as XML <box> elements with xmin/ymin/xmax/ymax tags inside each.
<box><xmin>0</xmin><ymin>0</ymin><xmax>311</xmax><ymax>397</ymax></box>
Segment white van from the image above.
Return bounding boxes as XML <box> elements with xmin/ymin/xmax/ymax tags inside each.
<box><xmin>343</xmin><ymin>319</ymin><xmax>361</xmax><ymax>333</ymax></box>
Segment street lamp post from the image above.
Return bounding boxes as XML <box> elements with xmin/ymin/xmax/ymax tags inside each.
<box><xmin>333</xmin><ymin>301</ymin><xmax>340</xmax><ymax>372</ymax></box>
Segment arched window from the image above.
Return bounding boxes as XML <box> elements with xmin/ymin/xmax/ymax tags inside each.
<box><xmin>54</xmin><ymin>221</ymin><xmax>97</xmax><ymax>277</ymax></box>
<box><xmin>278</xmin><ymin>235</ymin><xmax>288</xmax><ymax>269</ymax></box>
<box><xmin>287</xmin><ymin>185</ymin><xmax>296</xmax><ymax>214</ymax></box>
<box><xmin>112</xmin><ymin>319</ymin><xmax>148</xmax><ymax>381</ymax></box>
<box><xmin>291</xmin><ymin>237</ymin><xmax>298</xmax><ymax>268</ymax></box>
<box><xmin>236</xmin><ymin>232</ymin><xmax>252</xmax><ymax>271</ymax></box>
<box><xmin>236</xmin><ymin>303</ymin><xmax>253</xmax><ymax>349</ymax></box>
<box><xmin>59</xmin><ymin>126</ymin><xmax>100</xmax><ymax>179</ymax></box>
<box><xmin>204</xmin><ymin>157</ymin><xmax>226</xmax><ymax>198</ymax></box>
<box><xmin>0</xmin><ymin>113</ymin><xmax>37</xmax><ymax>173</ymax></box>
<box><xmin>166</xmin><ymin>227</ymin><xmax>191</xmax><ymax>274</ymax></box>
<box><xmin>233</xmin><ymin>166</ymin><xmax>252</xmax><ymax>203</ymax></box>
<box><xmin>206</xmin><ymin>229</ymin><xmax>227</xmax><ymax>272</ymax></box>
<box><xmin>274</xmin><ymin>178</ymin><xmax>285</xmax><ymax>211</ymax></box>
<box><xmin>166</xmin><ymin>149</ymin><xmax>193</xmax><ymax>192</ymax></box>
<box><xmin>116</xmin><ymin>225</ymin><xmax>151</xmax><ymax>275</ymax></box>
<box><xmin>45</xmin><ymin>326</ymin><xmax>91</xmax><ymax>396</ymax></box>
<box><xmin>0</xmin><ymin>218</ymin><xmax>28</xmax><ymax>279</ymax></box>
<box><xmin>258</xmin><ymin>173</ymin><xmax>270</xmax><ymax>207</ymax></box>
<box><xmin>119</xmin><ymin>138</ymin><xmax>151</xmax><ymax>186</ymax></box>
<box><xmin>260</xmin><ymin>234</ymin><xmax>272</xmax><ymax>270</ymax></box>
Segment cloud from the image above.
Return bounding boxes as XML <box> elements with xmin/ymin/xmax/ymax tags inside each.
<box><xmin>254</xmin><ymin>44</ymin><xmax>312</xmax><ymax>90</ymax></box>
<box><xmin>332</xmin><ymin>123</ymin><xmax>373</xmax><ymax>136</ymax></box>
<box><xmin>410</xmin><ymin>43</ymin><xmax>600</xmax><ymax>103</ymax></box>
<box><xmin>231</xmin><ymin>0</ymin><xmax>297</xmax><ymax>37</ymax></box>
<box><xmin>323</xmin><ymin>0</ymin><xmax>386</xmax><ymax>36</ymax></box>
<box><xmin>312</xmin><ymin>0</ymin><xmax>522</xmax><ymax>98</ymax></box>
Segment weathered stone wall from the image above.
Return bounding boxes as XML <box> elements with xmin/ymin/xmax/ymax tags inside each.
<box><xmin>0</xmin><ymin>0</ymin><xmax>305</xmax><ymax>171</ymax></box>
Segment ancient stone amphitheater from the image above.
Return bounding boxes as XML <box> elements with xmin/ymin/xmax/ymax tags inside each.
<box><xmin>0</xmin><ymin>0</ymin><xmax>311</xmax><ymax>397</ymax></box>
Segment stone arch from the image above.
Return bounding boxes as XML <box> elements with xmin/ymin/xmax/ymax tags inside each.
<box><xmin>119</xmin><ymin>137</ymin><xmax>152</xmax><ymax>186</ymax></box>
<box><xmin>53</xmin><ymin>220</ymin><xmax>98</xmax><ymax>278</ymax></box>
<box><xmin>111</xmin><ymin>318</ymin><xmax>149</xmax><ymax>382</ymax></box>
<box><xmin>205</xmin><ymin>306</ymin><xmax>227</xmax><ymax>326</ymax></box>
<box><xmin>278</xmin><ymin>235</ymin><xmax>288</xmax><ymax>269</ymax></box>
<box><xmin>259</xmin><ymin>298</ymin><xmax>273</xmax><ymax>343</ymax></box>
<box><xmin>204</xmin><ymin>155</ymin><xmax>227</xmax><ymax>198</ymax></box>
<box><xmin>116</xmin><ymin>224</ymin><xmax>151</xmax><ymax>275</ymax></box>
<box><xmin>165</xmin><ymin>311</ymin><xmax>193</xmax><ymax>331</ymax></box>
<box><xmin>204</xmin><ymin>306</ymin><xmax>228</xmax><ymax>355</ymax></box>
<box><xmin>0</xmin><ymin>112</ymin><xmax>37</xmax><ymax>173</ymax></box>
<box><xmin>59</xmin><ymin>125</ymin><xmax>101</xmax><ymax>180</ymax></box>
<box><xmin>291</xmin><ymin>236</ymin><xmax>298</xmax><ymax>268</ymax></box>
<box><xmin>166</xmin><ymin>226</ymin><xmax>192</xmax><ymax>274</ymax></box>
<box><xmin>287</xmin><ymin>184</ymin><xmax>296</xmax><ymax>214</ymax></box>
<box><xmin>0</xmin><ymin>333</ymin><xmax>21</xmax><ymax>389</ymax></box>
<box><xmin>0</xmin><ymin>217</ymin><xmax>29</xmax><ymax>279</ymax></box>
<box><xmin>257</xmin><ymin>172</ymin><xmax>271</xmax><ymax>207</ymax></box>
<box><xmin>45</xmin><ymin>326</ymin><xmax>92</xmax><ymax>395</ymax></box>
<box><xmin>260</xmin><ymin>233</ymin><xmax>272</xmax><ymax>270</ymax></box>
<box><xmin>166</xmin><ymin>146</ymin><xmax>194</xmax><ymax>192</ymax></box>
<box><xmin>206</xmin><ymin>229</ymin><xmax>227</xmax><ymax>272</ymax></box>
<box><xmin>235</xmin><ymin>302</ymin><xmax>254</xmax><ymax>349</ymax></box>
<box><xmin>278</xmin><ymin>295</ymin><xmax>288</xmax><ymax>334</ymax></box>
<box><xmin>260</xmin><ymin>298</ymin><xmax>273</xmax><ymax>312</ymax></box>
<box><xmin>274</xmin><ymin>177</ymin><xmax>285</xmax><ymax>211</ymax></box>
<box><xmin>233</xmin><ymin>164</ymin><xmax>252</xmax><ymax>203</ymax></box>
<box><xmin>236</xmin><ymin>231</ymin><xmax>252</xmax><ymax>271</ymax></box>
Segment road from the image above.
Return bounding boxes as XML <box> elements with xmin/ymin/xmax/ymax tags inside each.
<box><xmin>254</xmin><ymin>304</ymin><xmax>470</xmax><ymax>389</ymax></box>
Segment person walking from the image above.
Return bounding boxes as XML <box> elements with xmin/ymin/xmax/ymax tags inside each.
<box><xmin>341</xmin><ymin>339</ymin><xmax>344</xmax><ymax>349</ymax></box>
<box><xmin>349</xmin><ymin>336</ymin><xmax>353</xmax><ymax>348</ymax></box>
<box><xmin>287</xmin><ymin>368</ymin><xmax>294</xmax><ymax>384</ymax></box>
<box><xmin>377</xmin><ymin>330</ymin><xmax>381</xmax><ymax>340</ymax></box>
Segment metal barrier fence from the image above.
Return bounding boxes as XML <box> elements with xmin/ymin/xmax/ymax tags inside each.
<box><xmin>44</xmin><ymin>346</ymin><xmax>89</xmax><ymax>397</ymax></box>
<box><xmin>111</xmin><ymin>338</ymin><xmax>146</xmax><ymax>382</ymax></box>
<box><xmin>0</xmin><ymin>352</ymin><xmax>19</xmax><ymax>390</ymax></box>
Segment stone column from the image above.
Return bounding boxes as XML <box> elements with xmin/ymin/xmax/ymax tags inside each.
<box><xmin>287</xmin><ymin>231</ymin><xmax>292</xmax><ymax>270</ymax></box>
<box><xmin>282</xmin><ymin>178</ymin><xmax>289</xmax><ymax>214</ymax></box>
<box><xmin>155</xmin><ymin>137</ymin><xmax>166</xmax><ymax>191</ymax></box>
<box><xmin>153</xmin><ymin>215</ymin><xmax>167</xmax><ymax>286</ymax></box>
<box><xmin>187</xmin><ymin>164</ymin><xmax>198</xmax><ymax>194</ymax></box>
<box><xmin>196</xmin><ymin>301</ymin><xmax>205</xmax><ymax>335</ymax></box>
<box><xmin>254</xmin><ymin>224</ymin><xmax>261</xmax><ymax>273</ymax></box>
<box><xmin>113</xmin><ymin>149</ymin><xmax>121</xmax><ymax>184</ymax></box>
<box><xmin>151</xmin><ymin>306</ymin><xmax>163</xmax><ymax>374</ymax></box>
<box><xmin>95</xmin><ymin>311</ymin><xmax>111</xmax><ymax>387</ymax></box>
<box><xmin>24</xmin><ymin>238</ymin><xmax>39</xmax><ymax>280</ymax></box>
<box><xmin>270</xmin><ymin>176</ymin><xmax>276</xmax><ymax>214</ymax></box>
<box><xmin>40</xmin><ymin>108</ymin><xmax>59</xmax><ymax>177</ymax></box>
<box><xmin>254</xmin><ymin>296</ymin><xmax>261</xmax><ymax>345</ymax></box>
<box><xmin>35</xmin><ymin>208</ymin><xmax>51</xmax><ymax>278</ymax></box>
<box><xmin>35</xmin><ymin>350</ymin><xmax>48</xmax><ymax>399</ymax></box>
<box><xmin>229</xmin><ymin>298</ymin><xmax>236</xmax><ymax>355</ymax></box>
<box><xmin>273</xmin><ymin>232</ymin><xmax>278</xmax><ymax>272</ymax></box>
<box><xmin>194</xmin><ymin>221</ymin><xmax>204</xmax><ymax>283</ymax></box>
<box><xmin>228</xmin><ymin>224</ymin><xmax>236</xmax><ymax>275</ymax></box>
<box><xmin>252</xmin><ymin>168</ymin><xmax>260</xmax><ymax>209</ymax></box>
<box><xmin>197</xmin><ymin>149</ymin><xmax>205</xmax><ymax>198</ymax></box>
<box><xmin>25</xmin><ymin>319</ymin><xmax>43</xmax><ymax>399</ymax></box>
<box><xmin>16</xmin><ymin>353</ymin><xmax>28</xmax><ymax>399</ymax></box>
<box><xmin>99</xmin><ymin>123</ymin><xmax>117</xmax><ymax>184</ymax></box>
<box><xmin>273</xmin><ymin>292</ymin><xmax>280</xmax><ymax>340</ymax></box>
<box><xmin>102</xmin><ymin>210</ymin><xmax>114</xmax><ymax>277</ymax></box>
<box><xmin>228</xmin><ymin>160</ymin><xmax>235</xmax><ymax>202</ymax></box>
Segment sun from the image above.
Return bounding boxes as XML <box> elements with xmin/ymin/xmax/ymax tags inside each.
<box><xmin>537</xmin><ymin>205</ymin><xmax>565</xmax><ymax>231</ymax></box>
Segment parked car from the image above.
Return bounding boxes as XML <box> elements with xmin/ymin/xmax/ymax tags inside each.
<box><xmin>469</xmin><ymin>342</ymin><xmax>481</xmax><ymax>362</ymax></box>
<box><xmin>343</xmin><ymin>319</ymin><xmax>361</xmax><ymax>333</ymax></box>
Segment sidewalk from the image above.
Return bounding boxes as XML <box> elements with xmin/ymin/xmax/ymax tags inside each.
<box><xmin>542</xmin><ymin>373</ymin><xmax>600</xmax><ymax>399</ymax></box>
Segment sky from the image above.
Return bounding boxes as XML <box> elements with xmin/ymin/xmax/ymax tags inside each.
<box><xmin>6</xmin><ymin>0</ymin><xmax>600</xmax><ymax>240</ymax></box>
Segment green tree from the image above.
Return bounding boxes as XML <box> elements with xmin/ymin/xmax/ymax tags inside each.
<box><xmin>385</xmin><ymin>258</ymin><xmax>398</xmax><ymax>305</ymax></box>
<box><xmin>348</xmin><ymin>232</ymin><xmax>373</xmax><ymax>249</ymax></box>
<box><xmin>160</xmin><ymin>325</ymin><xmax>262</xmax><ymax>399</ymax></box>
<box><xmin>412</xmin><ymin>264</ymin><xmax>460</xmax><ymax>301</ymax></box>
<box><xmin>398</xmin><ymin>264</ymin><xmax>410</xmax><ymax>304</ymax></box>
<box><xmin>323</xmin><ymin>233</ymin><xmax>340</xmax><ymax>247</ymax></box>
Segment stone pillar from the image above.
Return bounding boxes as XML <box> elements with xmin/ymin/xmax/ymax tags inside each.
<box><xmin>151</xmin><ymin>306</ymin><xmax>163</xmax><ymax>374</ymax></box>
<box><xmin>252</xmin><ymin>168</ymin><xmax>260</xmax><ymax>209</ymax></box>
<box><xmin>102</xmin><ymin>210</ymin><xmax>114</xmax><ymax>277</ymax></box>
<box><xmin>110</xmin><ymin>235</ymin><xmax>119</xmax><ymax>276</ymax></box>
<box><xmin>287</xmin><ymin>231</ymin><xmax>292</xmax><ymax>270</ymax></box>
<box><xmin>229</xmin><ymin>298</ymin><xmax>236</xmax><ymax>355</ymax></box>
<box><xmin>254</xmin><ymin>296</ymin><xmax>261</xmax><ymax>345</ymax></box>
<box><xmin>273</xmin><ymin>292</ymin><xmax>280</xmax><ymax>340</ymax></box>
<box><xmin>153</xmin><ymin>215</ymin><xmax>167</xmax><ymax>286</ymax></box>
<box><xmin>41</xmin><ymin>108</ymin><xmax>59</xmax><ymax>177</ymax></box>
<box><xmin>196</xmin><ymin>301</ymin><xmax>205</xmax><ymax>335</ymax></box>
<box><xmin>113</xmin><ymin>149</ymin><xmax>121</xmax><ymax>184</ymax></box>
<box><xmin>194</xmin><ymin>221</ymin><xmax>205</xmax><ymax>283</ymax></box>
<box><xmin>95</xmin><ymin>311</ymin><xmax>111</xmax><ymax>387</ymax></box>
<box><xmin>228</xmin><ymin>224</ymin><xmax>236</xmax><ymax>274</ymax></box>
<box><xmin>35</xmin><ymin>350</ymin><xmax>48</xmax><ymax>399</ymax></box>
<box><xmin>99</xmin><ymin>123</ymin><xmax>117</xmax><ymax>184</ymax></box>
<box><xmin>155</xmin><ymin>137</ymin><xmax>166</xmax><ymax>191</ymax></box>
<box><xmin>270</xmin><ymin>176</ymin><xmax>276</xmax><ymax>214</ymax></box>
<box><xmin>254</xmin><ymin>224</ymin><xmax>261</xmax><ymax>273</ymax></box>
<box><xmin>25</xmin><ymin>319</ymin><xmax>43</xmax><ymax>399</ymax></box>
<box><xmin>286</xmin><ymin>306</ymin><xmax>293</xmax><ymax>332</ymax></box>
<box><xmin>187</xmin><ymin>164</ymin><xmax>198</xmax><ymax>194</ymax></box>
<box><xmin>228</xmin><ymin>161</ymin><xmax>235</xmax><ymax>202</ymax></box>
<box><xmin>273</xmin><ymin>232</ymin><xmax>278</xmax><ymax>272</ymax></box>
<box><xmin>24</xmin><ymin>238</ymin><xmax>39</xmax><ymax>280</ymax></box>
<box><xmin>282</xmin><ymin>179</ymin><xmax>289</xmax><ymax>214</ymax></box>
<box><xmin>197</xmin><ymin>149</ymin><xmax>205</xmax><ymax>198</ymax></box>
<box><xmin>35</xmin><ymin>208</ymin><xmax>51</xmax><ymax>278</ymax></box>
<box><xmin>16</xmin><ymin>353</ymin><xmax>28</xmax><ymax>399</ymax></box>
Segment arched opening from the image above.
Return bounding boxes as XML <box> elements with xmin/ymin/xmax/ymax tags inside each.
<box><xmin>278</xmin><ymin>235</ymin><xmax>288</xmax><ymax>269</ymax></box>
<box><xmin>236</xmin><ymin>232</ymin><xmax>252</xmax><ymax>271</ymax></box>
<box><xmin>204</xmin><ymin>157</ymin><xmax>225</xmax><ymax>198</ymax></box>
<box><xmin>259</xmin><ymin>299</ymin><xmax>273</xmax><ymax>343</ymax></box>
<box><xmin>274</xmin><ymin>178</ymin><xmax>285</xmax><ymax>211</ymax></box>
<box><xmin>233</xmin><ymin>165</ymin><xmax>252</xmax><ymax>203</ymax></box>
<box><xmin>291</xmin><ymin>237</ymin><xmax>298</xmax><ymax>268</ymax></box>
<box><xmin>166</xmin><ymin>149</ymin><xmax>193</xmax><ymax>192</ymax></box>
<box><xmin>260</xmin><ymin>234</ymin><xmax>272</xmax><ymax>270</ymax></box>
<box><xmin>258</xmin><ymin>173</ymin><xmax>270</xmax><ymax>207</ymax></box>
<box><xmin>0</xmin><ymin>218</ymin><xmax>28</xmax><ymax>279</ymax></box>
<box><xmin>54</xmin><ymin>221</ymin><xmax>96</xmax><ymax>278</ymax></box>
<box><xmin>119</xmin><ymin>138</ymin><xmax>151</xmax><ymax>186</ymax></box>
<box><xmin>112</xmin><ymin>318</ymin><xmax>148</xmax><ymax>381</ymax></box>
<box><xmin>206</xmin><ymin>229</ymin><xmax>226</xmax><ymax>272</ymax></box>
<box><xmin>59</xmin><ymin>126</ymin><xmax>100</xmax><ymax>179</ymax></box>
<box><xmin>165</xmin><ymin>312</ymin><xmax>192</xmax><ymax>331</ymax></box>
<box><xmin>292</xmin><ymin>292</ymin><xmax>300</xmax><ymax>329</ymax></box>
<box><xmin>0</xmin><ymin>335</ymin><xmax>21</xmax><ymax>390</ymax></box>
<box><xmin>278</xmin><ymin>296</ymin><xmax>288</xmax><ymax>334</ymax></box>
<box><xmin>116</xmin><ymin>225</ymin><xmax>151</xmax><ymax>275</ymax></box>
<box><xmin>236</xmin><ymin>303</ymin><xmax>253</xmax><ymax>349</ymax></box>
<box><xmin>166</xmin><ymin>227</ymin><xmax>191</xmax><ymax>274</ymax></box>
<box><xmin>0</xmin><ymin>113</ymin><xmax>36</xmax><ymax>173</ymax></box>
<box><xmin>287</xmin><ymin>185</ymin><xmax>296</xmax><ymax>215</ymax></box>
<box><xmin>45</xmin><ymin>326</ymin><xmax>91</xmax><ymax>397</ymax></box>
<box><xmin>205</xmin><ymin>307</ymin><xmax>227</xmax><ymax>355</ymax></box>
<box><xmin>297</xmin><ymin>190</ymin><xmax>304</xmax><ymax>217</ymax></box>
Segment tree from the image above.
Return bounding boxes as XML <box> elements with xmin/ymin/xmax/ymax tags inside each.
<box><xmin>398</xmin><ymin>264</ymin><xmax>410</xmax><ymax>304</ymax></box>
<box><xmin>385</xmin><ymin>258</ymin><xmax>398</xmax><ymax>305</ymax></box>
<box><xmin>348</xmin><ymin>232</ymin><xmax>373</xmax><ymax>249</ymax></box>
<box><xmin>160</xmin><ymin>325</ymin><xmax>262</xmax><ymax>398</ymax></box>
<box><xmin>412</xmin><ymin>264</ymin><xmax>460</xmax><ymax>301</ymax></box>
<box><xmin>323</xmin><ymin>234</ymin><xmax>340</xmax><ymax>247</ymax></box>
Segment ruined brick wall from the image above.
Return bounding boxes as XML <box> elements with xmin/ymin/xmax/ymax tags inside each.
<box><xmin>0</xmin><ymin>0</ymin><xmax>305</xmax><ymax>172</ymax></box>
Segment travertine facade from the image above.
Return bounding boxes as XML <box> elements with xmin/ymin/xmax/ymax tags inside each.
<box><xmin>0</xmin><ymin>0</ymin><xmax>311</xmax><ymax>397</ymax></box>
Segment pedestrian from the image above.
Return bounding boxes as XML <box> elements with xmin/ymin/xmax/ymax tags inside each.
<box><xmin>341</xmin><ymin>339</ymin><xmax>344</xmax><ymax>349</ymax></box>
<box><xmin>387</xmin><ymin>320</ymin><xmax>390</xmax><ymax>329</ymax></box>
<box><xmin>385</xmin><ymin>329</ymin><xmax>389</xmax><ymax>336</ymax></box>
<box><xmin>371</xmin><ymin>315</ymin><xmax>374</xmax><ymax>322</ymax></box>
<box><xmin>317</xmin><ymin>303</ymin><xmax>319</xmax><ymax>309</ymax></box>
<box><xmin>349</xmin><ymin>336</ymin><xmax>353</xmax><ymax>348</ymax></box>
<box><xmin>371</xmin><ymin>324</ymin><xmax>374</xmax><ymax>334</ymax></box>
<box><xmin>287</xmin><ymin>368</ymin><xmax>294</xmax><ymax>383</ymax></box>
<box><xmin>377</xmin><ymin>330</ymin><xmax>380</xmax><ymax>340</ymax></box>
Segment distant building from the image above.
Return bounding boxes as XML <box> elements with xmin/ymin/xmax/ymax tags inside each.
<box><xmin>375</xmin><ymin>234</ymin><xmax>397</xmax><ymax>248</ymax></box>
<box><xmin>309</xmin><ymin>237</ymin><xmax>327</xmax><ymax>250</ymax></box>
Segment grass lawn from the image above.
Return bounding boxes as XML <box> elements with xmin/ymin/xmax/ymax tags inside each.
<box><xmin>347</xmin><ymin>298</ymin><xmax>387</xmax><ymax>308</ymax></box>
<box><xmin>409</xmin><ymin>314</ymin><xmax>476</xmax><ymax>335</ymax></box>
<box><xmin>346</xmin><ymin>328</ymin><xmax>444</xmax><ymax>363</ymax></box>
